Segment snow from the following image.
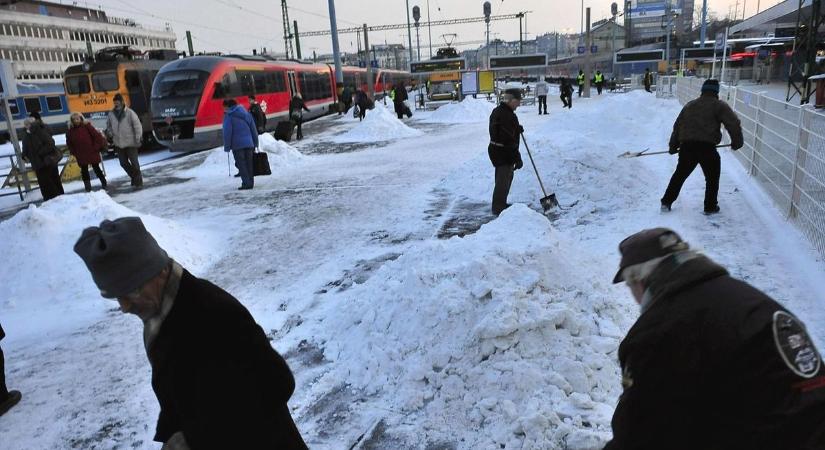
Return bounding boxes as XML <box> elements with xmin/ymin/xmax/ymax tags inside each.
<box><xmin>332</xmin><ymin>102</ymin><xmax>422</xmax><ymax>143</ymax></box>
<box><xmin>0</xmin><ymin>192</ymin><xmax>220</xmax><ymax>345</ymax></box>
<box><xmin>179</xmin><ymin>134</ymin><xmax>304</xmax><ymax>178</ymax></box>
<box><xmin>1</xmin><ymin>84</ymin><xmax>824</xmax><ymax>449</ymax></box>
<box><xmin>421</xmin><ymin>97</ymin><xmax>496</xmax><ymax>124</ymax></box>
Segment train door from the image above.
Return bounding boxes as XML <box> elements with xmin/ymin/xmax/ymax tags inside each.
<box><xmin>125</xmin><ymin>70</ymin><xmax>148</xmax><ymax>115</ymax></box>
<box><xmin>287</xmin><ymin>71</ymin><xmax>298</xmax><ymax>97</ymax></box>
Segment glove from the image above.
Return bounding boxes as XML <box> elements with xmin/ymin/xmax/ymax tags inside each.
<box><xmin>518</xmin><ymin>125</ymin><xmax>525</xmax><ymax>134</ymax></box>
<box><xmin>669</xmin><ymin>146</ymin><xmax>679</xmax><ymax>155</ymax></box>
<box><xmin>515</xmin><ymin>159</ymin><xmax>524</xmax><ymax>170</ymax></box>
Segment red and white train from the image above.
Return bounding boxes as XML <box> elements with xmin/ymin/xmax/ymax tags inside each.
<box><xmin>150</xmin><ymin>54</ymin><xmax>412</xmax><ymax>151</ymax></box>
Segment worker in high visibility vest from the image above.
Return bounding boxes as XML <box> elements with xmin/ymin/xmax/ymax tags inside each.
<box><xmin>577</xmin><ymin>70</ymin><xmax>585</xmax><ymax>97</ymax></box>
<box><xmin>594</xmin><ymin>70</ymin><xmax>605</xmax><ymax>95</ymax></box>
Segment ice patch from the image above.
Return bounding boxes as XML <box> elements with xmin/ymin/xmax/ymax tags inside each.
<box><xmin>0</xmin><ymin>192</ymin><xmax>219</xmax><ymax>344</ymax></box>
<box><xmin>422</xmin><ymin>97</ymin><xmax>496</xmax><ymax>124</ymax></box>
<box><xmin>332</xmin><ymin>102</ymin><xmax>422</xmax><ymax>143</ymax></box>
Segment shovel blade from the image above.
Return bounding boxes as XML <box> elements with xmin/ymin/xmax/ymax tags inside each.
<box><xmin>540</xmin><ymin>194</ymin><xmax>559</xmax><ymax>211</ymax></box>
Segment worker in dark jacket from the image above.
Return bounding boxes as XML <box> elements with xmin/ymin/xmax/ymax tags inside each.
<box><xmin>643</xmin><ymin>68</ymin><xmax>653</xmax><ymax>93</ymax></box>
<box><xmin>661</xmin><ymin>79</ymin><xmax>743</xmax><ymax>214</ymax></box>
<box><xmin>392</xmin><ymin>82</ymin><xmax>409</xmax><ymax>119</ymax></box>
<box><xmin>22</xmin><ymin>117</ymin><xmax>64</xmax><ymax>201</ymax></box>
<box><xmin>247</xmin><ymin>95</ymin><xmax>267</xmax><ymax>134</ymax></box>
<box><xmin>606</xmin><ymin>228</ymin><xmax>825</xmax><ymax>450</ymax></box>
<box><xmin>354</xmin><ymin>89</ymin><xmax>370</xmax><ymax>121</ymax></box>
<box><xmin>74</xmin><ymin>217</ymin><xmax>307</xmax><ymax>450</ymax></box>
<box><xmin>0</xmin><ymin>322</ymin><xmax>22</xmax><ymax>417</ymax></box>
<box><xmin>560</xmin><ymin>78</ymin><xmax>574</xmax><ymax>109</ymax></box>
<box><xmin>488</xmin><ymin>88</ymin><xmax>524</xmax><ymax>216</ymax></box>
<box><xmin>289</xmin><ymin>93</ymin><xmax>311</xmax><ymax>140</ymax></box>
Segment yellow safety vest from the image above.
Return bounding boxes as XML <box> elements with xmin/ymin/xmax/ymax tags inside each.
<box><xmin>577</xmin><ymin>74</ymin><xmax>585</xmax><ymax>85</ymax></box>
<box><xmin>595</xmin><ymin>73</ymin><xmax>604</xmax><ymax>83</ymax></box>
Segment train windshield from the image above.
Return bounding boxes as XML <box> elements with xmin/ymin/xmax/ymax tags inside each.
<box><xmin>65</xmin><ymin>75</ymin><xmax>91</xmax><ymax>95</ymax></box>
<box><xmin>91</xmin><ymin>72</ymin><xmax>119</xmax><ymax>92</ymax></box>
<box><xmin>152</xmin><ymin>70</ymin><xmax>209</xmax><ymax>99</ymax></box>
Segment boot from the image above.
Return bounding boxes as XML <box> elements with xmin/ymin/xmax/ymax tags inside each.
<box><xmin>83</xmin><ymin>178</ymin><xmax>92</xmax><ymax>192</ymax></box>
<box><xmin>0</xmin><ymin>390</ymin><xmax>21</xmax><ymax>417</ymax></box>
<box><xmin>100</xmin><ymin>176</ymin><xmax>107</xmax><ymax>190</ymax></box>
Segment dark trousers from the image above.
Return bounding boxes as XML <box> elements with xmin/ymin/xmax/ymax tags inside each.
<box><xmin>232</xmin><ymin>148</ymin><xmax>254</xmax><ymax>188</ymax></box>
<box><xmin>295</xmin><ymin>119</ymin><xmax>304</xmax><ymax>140</ymax></box>
<box><xmin>645</xmin><ymin>84</ymin><xmax>652</xmax><ymax>93</ymax></box>
<box><xmin>661</xmin><ymin>143</ymin><xmax>721</xmax><ymax>210</ymax></box>
<box><xmin>578</xmin><ymin>84</ymin><xmax>584</xmax><ymax>97</ymax></box>
<box><xmin>80</xmin><ymin>163</ymin><xmax>107</xmax><ymax>191</ymax></box>
<box><xmin>537</xmin><ymin>95</ymin><xmax>547</xmax><ymax>114</ymax></box>
<box><xmin>561</xmin><ymin>94</ymin><xmax>572</xmax><ymax>108</ymax></box>
<box><xmin>596</xmin><ymin>83</ymin><xmax>603</xmax><ymax>95</ymax></box>
<box><xmin>116</xmin><ymin>146</ymin><xmax>142</xmax><ymax>187</ymax></box>
<box><xmin>35</xmin><ymin>165</ymin><xmax>63</xmax><ymax>201</ymax></box>
<box><xmin>492</xmin><ymin>164</ymin><xmax>515</xmax><ymax>215</ymax></box>
<box><xmin>394</xmin><ymin>101</ymin><xmax>405</xmax><ymax>119</ymax></box>
<box><xmin>0</xmin><ymin>345</ymin><xmax>7</xmax><ymax>399</ymax></box>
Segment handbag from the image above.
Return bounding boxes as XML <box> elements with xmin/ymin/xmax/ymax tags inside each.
<box><xmin>253</xmin><ymin>149</ymin><xmax>271</xmax><ymax>176</ymax></box>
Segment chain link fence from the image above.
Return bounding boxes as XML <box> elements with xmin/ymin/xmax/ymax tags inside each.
<box><xmin>671</xmin><ymin>77</ymin><xmax>825</xmax><ymax>258</ymax></box>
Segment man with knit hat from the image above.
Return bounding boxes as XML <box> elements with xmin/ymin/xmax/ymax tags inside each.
<box><xmin>488</xmin><ymin>88</ymin><xmax>525</xmax><ymax>216</ymax></box>
<box><xmin>605</xmin><ymin>228</ymin><xmax>825</xmax><ymax>449</ymax></box>
<box><xmin>74</xmin><ymin>217</ymin><xmax>307</xmax><ymax>450</ymax></box>
<box><xmin>661</xmin><ymin>79</ymin><xmax>743</xmax><ymax>215</ymax></box>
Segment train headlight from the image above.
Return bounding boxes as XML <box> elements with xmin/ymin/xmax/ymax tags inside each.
<box><xmin>82</xmin><ymin>61</ymin><xmax>92</xmax><ymax>72</ymax></box>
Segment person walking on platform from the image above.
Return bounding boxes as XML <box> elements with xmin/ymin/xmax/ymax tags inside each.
<box><xmin>248</xmin><ymin>95</ymin><xmax>267</xmax><ymax>134</ymax></box>
<box><xmin>488</xmin><ymin>88</ymin><xmax>524</xmax><ymax>216</ymax></box>
<box><xmin>661</xmin><ymin>79</ymin><xmax>743</xmax><ymax>215</ymax></box>
<box><xmin>560</xmin><ymin>79</ymin><xmax>574</xmax><ymax>109</ymax></box>
<box><xmin>576</xmin><ymin>70</ymin><xmax>585</xmax><ymax>97</ymax></box>
<box><xmin>643</xmin><ymin>68</ymin><xmax>653</xmax><ymax>93</ymax></box>
<box><xmin>66</xmin><ymin>113</ymin><xmax>107</xmax><ymax>192</ymax></box>
<box><xmin>106</xmin><ymin>94</ymin><xmax>143</xmax><ymax>188</ymax></box>
<box><xmin>289</xmin><ymin>93</ymin><xmax>311</xmax><ymax>140</ymax></box>
<box><xmin>22</xmin><ymin>117</ymin><xmax>64</xmax><ymax>201</ymax></box>
<box><xmin>535</xmin><ymin>77</ymin><xmax>549</xmax><ymax>115</ymax></box>
<box><xmin>222</xmin><ymin>98</ymin><xmax>258</xmax><ymax>191</ymax></box>
<box><xmin>392</xmin><ymin>82</ymin><xmax>409</xmax><ymax>119</ymax></box>
<box><xmin>594</xmin><ymin>70</ymin><xmax>605</xmax><ymax>95</ymax></box>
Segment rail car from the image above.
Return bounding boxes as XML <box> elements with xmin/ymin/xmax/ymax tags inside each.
<box><xmin>63</xmin><ymin>46</ymin><xmax>178</xmax><ymax>149</ymax></box>
<box><xmin>0</xmin><ymin>82</ymin><xmax>69</xmax><ymax>144</ymax></box>
<box><xmin>150</xmin><ymin>54</ymin><xmax>412</xmax><ymax>151</ymax></box>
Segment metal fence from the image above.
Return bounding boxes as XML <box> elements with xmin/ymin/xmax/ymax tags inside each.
<box><xmin>671</xmin><ymin>76</ymin><xmax>825</xmax><ymax>257</ymax></box>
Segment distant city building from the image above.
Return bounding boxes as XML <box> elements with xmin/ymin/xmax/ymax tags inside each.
<box><xmin>0</xmin><ymin>0</ymin><xmax>177</xmax><ymax>82</ymax></box>
<box><xmin>626</xmin><ymin>0</ymin><xmax>693</xmax><ymax>45</ymax></box>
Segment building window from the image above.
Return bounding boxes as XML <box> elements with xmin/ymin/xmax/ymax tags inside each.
<box><xmin>24</xmin><ymin>97</ymin><xmax>42</xmax><ymax>114</ymax></box>
<box><xmin>46</xmin><ymin>96</ymin><xmax>63</xmax><ymax>112</ymax></box>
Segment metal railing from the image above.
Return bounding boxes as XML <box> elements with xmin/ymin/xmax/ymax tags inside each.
<box><xmin>672</xmin><ymin>76</ymin><xmax>825</xmax><ymax>257</ymax></box>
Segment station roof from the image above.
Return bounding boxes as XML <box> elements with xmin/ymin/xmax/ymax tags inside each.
<box><xmin>730</xmin><ymin>0</ymin><xmax>812</xmax><ymax>35</ymax></box>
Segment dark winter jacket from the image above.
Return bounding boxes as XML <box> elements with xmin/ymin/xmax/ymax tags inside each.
<box><xmin>605</xmin><ymin>253</ymin><xmax>825</xmax><ymax>450</ymax></box>
<box><xmin>22</xmin><ymin>122</ymin><xmax>59</xmax><ymax>171</ymax></box>
<box><xmin>392</xmin><ymin>85</ymin><xmax>408</xmax><ymax>103</ymax></box>
<box><xmin>289</xmin><ymin>97</ymin><xmax>310</xmax><ymax>121</ymax></box>
<box><xmin>222</xmin><ymin>105</ymin><xmax>259</xmax><ymax>152</ymax></box>
<box><xmin>149</xmin><ymin>270</ymin><xmax>307</xmax><ymax>450</ymax></box>
<box><xmin>560</xmin><ymin>81</ymin><xmax>574</xmax><ymax>96</ymax></box>
<box><xmin>248</xmin><ymin>102</ymin><xmax>267</xmax><ymax>133</ymax></box>
<box><xmin>669</xmin><ymin>93</ymin><xmax>744</xmax><ymax>151</ymax></box>
<box><xmin>355</xmin><ymin>90</ymin><xmax>370</xmax><ymax>109</ymax></box>
<box><xmin>341</xmin><ymin>86</ymin><xmax>353</xmax><ymax>104</ymax></box>
<box><xmin>66</xmin><ymin>122</ymin><xmax>105</xmax><ymax>165</ymax></box>
<box><xmin>487</xmin><ymin>103</ymin><xmax>523</xmax><ymax>167</ymax></box>
<box><xmin>0</xmin><ymin>322</ymin><xmax>4</xmax><ymax>341</ymax></box>
<box><xmin>643</xmin><ymin>71</ymin><xmax>653</xmax><ymax>87</ymax></box>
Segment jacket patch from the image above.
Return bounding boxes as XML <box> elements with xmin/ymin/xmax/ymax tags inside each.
<box><xmin>773</xmin><ymin>311</ymin><xmax>821</xmax><ymax>378</ymax></box>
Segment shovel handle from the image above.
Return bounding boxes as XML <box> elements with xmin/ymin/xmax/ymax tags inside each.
<box><xmin>520</xmin><ymin>133</ymin><xmax>550</xmax><ymax>198</ymax></box>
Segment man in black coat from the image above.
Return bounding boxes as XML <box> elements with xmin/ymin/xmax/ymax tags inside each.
<box><xmin>0</xmin><ymin>322</ymin><xmax>22</xmax><ymax>417</ymax></box>
<box><xmin>74</xmin><ymin>217</ymin><xmax>307</xmax><ymax>450</ymax></box>
<box><xmin>247</xmin><ymin>95</ymin><xmax>267</xmax><ymax>134</ymax></box>
<box><xmin>22</xmin><ymin>117</ymin><xmax>64</xmax><ymax>201</ymax></box>
<box><xmin>392</xmin><ymin>82</ymin><xmax>409</xmax><ymax>119</ymax></box>
<box><xmin>606</xmin><ymin>228</ymin><xmax>825</xmax><ymax>450</ymax></box>
<box><xmin>488</xmin><ymin>88</ymin><xmax>524</xmax><ymax>216</ymax></box>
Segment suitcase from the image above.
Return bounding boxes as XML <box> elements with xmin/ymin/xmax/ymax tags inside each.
<box><xmin>274</xmin><ymin>120</ymin><xmax>295</xmax><ymax>142</ymax></box>
<box><xmin>253</xmin><ymin>151</ymin><xmax>271</xmax><ymax>176</ymax></box>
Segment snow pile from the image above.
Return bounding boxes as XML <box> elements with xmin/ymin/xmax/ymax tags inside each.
<box><xmin>181</xmin><ymin>133</ymin><xmax>303</xmax><ymax>178</ymax></box>
<box><xmin>422</xmin><ymin>97</ymin><xmax>496</xmax><ymax>124</ymax></box>
<box><xmin>303</xmin><ymin>205</ymin><xmax>627</xmax><ymax>449</ymax></box>
<box><xmin>333</xmin><ymin>102</ymin><xmax>422</xmax><ymax>143</ymax></box>
<box><xmin>0</xmin><ymin>192</ymin><xmax>219</xmax><ymax>342</ymax></box>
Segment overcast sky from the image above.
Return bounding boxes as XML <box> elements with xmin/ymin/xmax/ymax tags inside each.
<box><xmin>91</xmin><ymin>0</ymin><xmax>785</xmax><ymax>56</ymax></box>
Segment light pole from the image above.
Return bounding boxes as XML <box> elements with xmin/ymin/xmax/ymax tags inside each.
<box><xmin>327</xmin><ymin>0</ymin><xmax>343</xmax><ymax>88</ymax></box>
<box><xmin>427</xmin><ymin>0</ymin><xmax>433</xmax><ymax>58</ymax></box>
<box><xmin>413</xmin><ymin>6</ymin><xmax>421</xmax><ymax>61</ymax></box>
<box><xmin>406</xmin><ymin>0</ymin><xmax>414</xmax><ymax>69</ymax></box>
<box><xmin>700</xmin><ymin>0</ymin><xmax>708</xmax><ymax>47</ymax></box>
<box><xmin>484</xmin><ymin>1</ymin><xmax>491</xmax><ymax>68</ymax></box>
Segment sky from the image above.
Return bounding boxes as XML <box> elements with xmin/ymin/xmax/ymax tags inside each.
<box><xmin>89</xmin><ymin>0</ymin><xmax>786</xmax><ymax>57</ymax></box>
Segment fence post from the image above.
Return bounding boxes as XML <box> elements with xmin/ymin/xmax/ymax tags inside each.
<box><xmin>749</xmin><ymin>93</ymin><xmax>765</xmax><ymax>175</ymax></box>
<box><xmin>789</xmin><ymin>106</ymin><xmax>812</xmax><ymax>219</ymax></box>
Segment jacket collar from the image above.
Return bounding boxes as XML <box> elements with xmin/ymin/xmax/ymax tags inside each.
<box><xmin>640</xmin><ymin>251</ymin><xmax>729</xmax><ymax>314</ymax></box>
<box><xmin>143</xmin><ymin>260</ymin><xmax>183</xmax><ymax>351</ymax></box>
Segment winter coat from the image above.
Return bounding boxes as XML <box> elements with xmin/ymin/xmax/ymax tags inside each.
<box><xmin>392</xmin><ymin>85</ymin><xmax>408</xmax><ymax>103</ymax></box>
<box><xmin>355</xmin><ymin>90</ymin><xmax>370</xmax><ymax>109</ymax></box>
<box><xmin>288</xmin><ymin>97</ymin><xmax>310</xmax><ymax>121</ymax></box>
<box><xmin>535</xmin><ymin>81</ymin><xmax>549</xmax><ymax>96</ymax></box>
<box><xmin>561</xmin><ymin>82</ymin><xmax>574</xmax><ymax>96</ymax></box>
<box><xmin>105</xmin><ymin>106</ymin><xmax>142</xmax><ymax>149</ymax></box>
<box><xmin>149</xmin><ymin>270</ymin><xmax>307</xmax><ymax>450</ymax></box>
<box><xmin>222</xmin><ymin>105</ymin><xmax>259</xmax><ymax>152</ymax></box>
<box><xmin>669</xmin><ymin>93</ymin><xmax>744</xmax><ymax>150</ymax></box>
<box><xmin>66</xmin><ymin>122</ymin><xmax>105</xmax><ymax>165</ymax></box>
<box><xmin>22</xmin><ymin>122</ymin><xmax>59</xmax><ymax>171</ymax></box>
<box><xmin>248</xmin><ymin>103</ymin><xmax>266</xmax><ymax>133</ymax></box>
<box><xmin>341</xmin><ymin>86</ymin><xmax>353</xmax><ymax>104</ymax></box>
<box><xmin>0</xmin><ymin>322</ymin><xmax>4</xmax><ymax>341</ymax></box>
<box><xmin>643</xmin><ymin>71</ymin><xmax>653</xmax><ymax>87</ymax></box>
<box><xmin>487</xmin><ymin>103</ymin><xmax>523</xmax><ymax>167</ymax></box>
<box><xmin>604</xmin><ymin>253</ymin><xmax>825</xmax><ymax>450</ymax></box>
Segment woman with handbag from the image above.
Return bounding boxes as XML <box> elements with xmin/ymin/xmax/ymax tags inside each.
<box><xmin>288</xmin><ymin>93</ymin><xmax>311</xmax><ymax>140</ymax></box>
<box><xmin>66</xmin><ymin>113</ymin><xmax>107</xmax><ymax>192</ymax></box>
<box><xmin>22</xmin><ymin>116</ymin><xmax>64</xmax><ymax>201</ymax></box>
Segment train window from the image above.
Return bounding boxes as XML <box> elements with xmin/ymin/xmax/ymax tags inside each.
<box><xmin>65</xmin><ymin>75</ymin><xmax>91</xmax><ymax>94</ymax></box>
<box><xmin>46</xmin><ymin>96</ymin><xmax>62</xmax><ymax>112</ymax></box>
<box><xmin>237</xmin><ymin>71</ymin><xmax>255</xmax><ymax>96</ymax></box>
<box><xmin>152</xmin><ymin>70</ymin><xmax>210</xmax><ymax>98</ymax></box>
<box><xmin>24</xmin><ymin>97</ymin><xmax>42</xmax><ymax>114</ymax></box>
<box><xmin>92</xmin><ymin>72</ymin><xmax>119</xmax><ymax>92</ymax></box>
<box><xmin>8</xmin><ymin>100</ymin><xmax>19</xmax><ymax>115</ymax></box>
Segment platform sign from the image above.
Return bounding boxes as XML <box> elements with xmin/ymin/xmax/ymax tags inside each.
<box><xmin>489</xmin><ymin>54</ymin><xmax>547</xmax><ymax>70</ymax></box>
<box><xmin>430</xmin><ymin>71</ymin><xmax>460</xmax><ymax>82</ymax></box>
<box><xmin>478</xmin><ymin>70</ymin><xmax>495</xmax><ymax>93</ymax></box>
<box><xmin>410</xmin><ymin>57</ymin><xmax>465</xmax><ymax>74</ymax></box>
<box><xmin>614</xmin><ymin>49</ymin><xmax>664</xmax><ymax>64</ymax></box>
<box><xmin>461</xmin><ymin>71</ymin><xmax>479</xmax><ymax>95</ymax></box>
<box><xmin>682</xmin><ymin>47</ymin><xmax>716</xmax><ymax>59</ymax></box>
<box><xmin>591</xmin><ymin>45</ymin><xmax>598</xmax><ymax>54</ymax></box>
<box><xmin>714</xmin><ymin>32</ymin><xmax>727</xmax><ymax>51</ymax></box>
<box><xmin>577</xmin><ymin>46</ymin><xmax>586</xmax><ymax>54</ymax></box>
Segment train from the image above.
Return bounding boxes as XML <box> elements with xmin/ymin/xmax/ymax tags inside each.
<box><xmin>0</xmin><ymin>82</ymin><xmax>69</xmax><ymax>144</ymax></box>
<box><xmin>63</xmin><ymin>46</ymin><xmax>179</xmax><ymax>149</ymax></box>
<box><xmin>150</xmin><ymin>54</ymin><xmax>412</xmax><ymax>151</ymax></box>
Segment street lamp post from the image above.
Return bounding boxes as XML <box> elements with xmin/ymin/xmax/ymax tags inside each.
<box><xmin>406</xmin><ymin>0</ymin><xmax>414</xmax><ymax>69</ymax></box>
<box><xmin>484</xmin><ymin>1</ymin><xmax>491</xmax><ymax>69</ymax></box>
<box><xmin>413</xmin><ymin>6</ymin><xmax>421</xmax><ymax>61</ymax></box>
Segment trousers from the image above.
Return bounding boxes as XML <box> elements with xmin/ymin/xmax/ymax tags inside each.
<box><xmin>661</xmin><ymin>142</ymin><xmax>721</xmax><ymax>211</ymax></box>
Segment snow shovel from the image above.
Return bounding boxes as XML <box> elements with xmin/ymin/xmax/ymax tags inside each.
<box><xmin>520</xmin><ymin>133</ymin><xmax>559</xmax><ymax>211</ymax></box>
<box><xmin>618</xmin><ymin>144</ymin><xmax>732</xmax><ymax>159</ymax></box>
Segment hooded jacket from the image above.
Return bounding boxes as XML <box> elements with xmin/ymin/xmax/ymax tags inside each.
<box><xmin>106</xmin><ymin>106</ymin><xmax>142</xmax><ymax>149</ymax></box>
<box><xmin>605</xmin><ymin>253</ymin><xmax>825</xmax><ymax>450</ymax></box>
<box><xmin>22</xmin><ymin>122</ymin><xmax>58</xmax><ymax>171</ymax></box>
<box><xmin>222</xmin><ymin>105</ymin><xmax>259</xmax><ymax>152</ymax></box>
<box><xmin>669</xmin><ymin>93</ymin><xmax>744</xmax><ymax>150</ymax></box>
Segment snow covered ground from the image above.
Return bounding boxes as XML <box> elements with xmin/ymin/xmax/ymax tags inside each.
<box><xmin>1</xmin><ymin>90</ymin><xmax>824</xmax><ymax>449</ymax></box>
